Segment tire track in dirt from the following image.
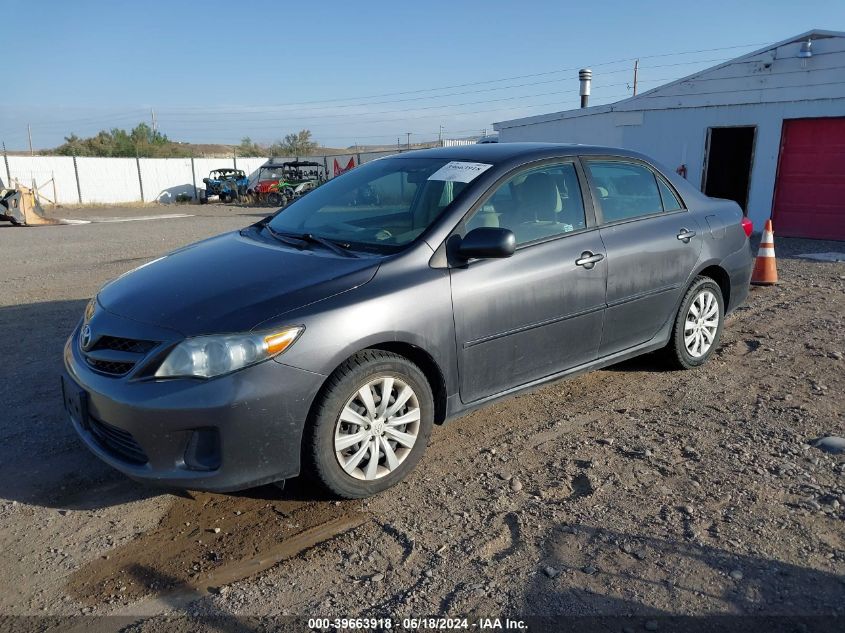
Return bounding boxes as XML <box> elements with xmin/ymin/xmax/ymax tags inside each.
<box><xmin>66</xmin><ymin>487</ymin><xmax>368</xmax><ymax>607</ymax></box>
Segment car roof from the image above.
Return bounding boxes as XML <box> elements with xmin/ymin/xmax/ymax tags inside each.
<box><xmin>392</xmin><ymin>142</ymin><xmax>649</xmax><ymax>163</ymax></box>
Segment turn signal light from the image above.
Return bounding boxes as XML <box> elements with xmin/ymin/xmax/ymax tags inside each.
<box><xmin>741</xmin><ymin>217</ymin><xmax>753</xmax><ymax>238</ymax></box>
<box><xmin>265</xmin><ymin>329</ymin><xmax>302</xmax><ymax>355</ymax></box>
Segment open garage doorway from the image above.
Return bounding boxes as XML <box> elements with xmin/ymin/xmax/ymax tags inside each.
<box><xmin>702</xmin><ymin>126</ymin><xmax>756</xmax><ymax>213</ymax></box>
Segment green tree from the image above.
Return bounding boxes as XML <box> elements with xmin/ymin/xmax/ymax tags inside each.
<box><xmin>55</xmin><ymin>134</ymin><xmax>86</xmax><ymax>156</ymax></box>
<box><xmin>236</xmin><ymin>137</ymin><xmax>263</xmax><ymax>156</ymax></box>
<box><xmin>52</xmin><ymin>122</ymin><xmax>189</xmax><ymax>157</ymax></box>
<box><xmin>273</xmin><ymin>129</ymin><xmax>318</xmax><ymax>156</ymax></box>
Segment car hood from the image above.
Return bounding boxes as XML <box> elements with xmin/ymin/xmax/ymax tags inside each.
<box><xmin>97</xmin><ymin>229</ymin><xmax>379</xmax><ymax>336</ymax></box>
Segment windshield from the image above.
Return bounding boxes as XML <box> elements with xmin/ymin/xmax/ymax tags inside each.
<box><xmin>260</xmin><ymin>168</ymin><xmax>285</xmax><ymax>180</ymax></box>
<box><xmin>267</xmin><ymin>157</ymin><xmax>482</xmax><ymax>251</ymax></box>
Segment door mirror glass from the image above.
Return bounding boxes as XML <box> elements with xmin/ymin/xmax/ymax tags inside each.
<box><xmin>458</xmin><ymin>227</ymin><xmax>516</xmax><ymax>260</ymax></box>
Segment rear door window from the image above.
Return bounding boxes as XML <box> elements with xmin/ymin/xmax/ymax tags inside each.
<box><xmin>585</xmin><ymin>160</ymin><xmax>664</xmax><ymax>223</ymax></box>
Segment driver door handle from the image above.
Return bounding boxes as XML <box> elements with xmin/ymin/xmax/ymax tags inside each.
<box><xmin>575</xmin><ymin>251</ymin><xmax>605</xmax><ymax>269</ymax></box>
<box><xmin>677</xmin><ymin>228</ymin><xmax>697</xmax><ymax>243</ymax></box>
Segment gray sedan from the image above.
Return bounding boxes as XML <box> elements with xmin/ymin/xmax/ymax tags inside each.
<box><xmin>62</xmin><ymin>143</ymin><xmax>754</xmax><ymax>498</ymax></box>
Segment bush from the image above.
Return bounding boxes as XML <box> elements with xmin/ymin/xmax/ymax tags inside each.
<box><xmin>53</xmin><ymin>123</ymin><xmax>192</xmax><ymax>158</ymax></box>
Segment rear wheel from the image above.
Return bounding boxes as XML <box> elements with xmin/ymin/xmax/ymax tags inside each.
<box><xmin>267</xmin><ymin>192</ymin><xmax>283</xmax><ymax>206</ymax></box>
<box><xmin>664</xmin><ymin>276</ymin><xmax>724</xmax><ymax>369</ymax></box>
<box><xmin>304</xmin><ymin>350</ymin><xmax>434</xmax><ymax>498</ymax></box>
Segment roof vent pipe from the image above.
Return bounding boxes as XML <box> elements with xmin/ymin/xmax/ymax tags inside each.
<box><xmin>579</xmin><ymin>69</ymin><xmax>592</xmax><ymax>108</ymax></box>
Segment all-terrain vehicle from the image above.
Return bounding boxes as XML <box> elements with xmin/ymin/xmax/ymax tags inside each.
<box><xmin>201</xmin><ymin>168</ymin><xmax>249</xmax><ymax>204</ymax></box>
<box><xmin>250</xmin><ymin>160</ymin><xmax>325</xmax><ymax>206</ymax></box>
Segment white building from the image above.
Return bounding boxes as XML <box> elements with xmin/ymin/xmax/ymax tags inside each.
<box><xmin>494</xmin><ymin>30</ymin><xmax>845</xmax><ymax>240</ymax></box>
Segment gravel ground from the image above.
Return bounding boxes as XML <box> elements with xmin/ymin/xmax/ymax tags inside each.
<box><xmin>0</xmin><ymin>205</ymin><xmax>843</xmax><ymax>628</ymax></box>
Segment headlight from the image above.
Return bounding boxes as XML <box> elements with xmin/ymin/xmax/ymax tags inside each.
<box><xmin>84</xmin><ymin>297</ymin><xmax>96</xmax><ymax>323</ymax></box>
<box><xmin>154</xmin><ymin>326</ymin><xmax>303</xmax><ymax>379</ymax></box>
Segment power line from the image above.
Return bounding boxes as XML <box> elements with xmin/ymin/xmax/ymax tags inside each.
<box><xmin>6</xmin><ymin>39</ymin><xmax>815</xmax><ymax>148</ymax></box>
<box><xmin>2</xmin><ymin>40</ymin><xmax>781</xmax><ymax>142</ymax></box>
<box><xmin>163</xmin><ymin>94</ymin><xmax>635</xmax><ymax>135</ymax></box>
<box><xmin>157</xmin><ymin>42</ymin><xmax>771</xmax><ymax>111</ymax></box>
<box><xmin>149</xmin><ymin>56</ymin><xmax>737</xmax><ymax>117</ymax></box>
<box><xmin>4</xmin><ymin>54</ymin><xmax>717</xmax><ymax>139</ymax></box>
<box><xmin>158</xmin><ymin>83</ymin><xmax>636</xmax><ymax>126</ymax></box>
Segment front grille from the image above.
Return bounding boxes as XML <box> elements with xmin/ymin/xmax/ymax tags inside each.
<box><xmin>89</xmin><ymin>416</ymin><xmax>148</xmax><ymax>464</ymax></box>
<box><xmin>92</xmin><ymin>335</ymin><xmax>157</xmax><ymax>355</ymax></box>
<box><xmin>82</xmin><ymin>334</ymin><xmax>159</xmax><ymax>377</ymax></box>
<box><xmin>85</xmin><ymin>358</ymin><xmax>135</xmax><ymax>376</ymax></box>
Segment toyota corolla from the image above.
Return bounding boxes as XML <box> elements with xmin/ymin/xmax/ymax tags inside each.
<box><xmin>63</xmin><ymin>143</ymin><xmax>753</xmax><ymax>498</ymax></box>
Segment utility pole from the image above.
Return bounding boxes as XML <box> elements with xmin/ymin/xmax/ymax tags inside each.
<box><xmin>397</xmin><ymin>137</ymin><xmax>401</xmax><ymax>151</ymax></box>
<box><xmin>27</xmin><ymin>124</ymin><xmax>33</xmax><ymax>156</ymax></box>
<box><xmin>633</xmin><ymin>59</ymin><xmax>639</xmax><ymax>96</ymax></box>
<box><xmin>151</xmin><ymin>108</ymin><xmax>158</xmax><ymax>135</ymax></box>
<box><xmin>2</xmin><ymin>142</ymin><xmax>11</xmax><ymax>185</ymax></box>
<box><xmin>405</xmin><ymin>132</ymin><xmax>411</xmax><ymax>150</ymax></box>
<box><xmin>438</xmin><ymin>124</ymin><xmax>443</xmax><ymax>146</ymax></box>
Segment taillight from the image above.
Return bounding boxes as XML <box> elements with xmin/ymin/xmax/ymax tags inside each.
<box><xmin>741</xmin><ymin>217</ymin><xmax>753</xmax><ymax>237</ymax></box>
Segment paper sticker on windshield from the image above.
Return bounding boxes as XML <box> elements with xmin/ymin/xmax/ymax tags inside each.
<box><xmin>428</xmin><ymin>161</ymin><xmax>493</xmax><ymax>183</ymax></box>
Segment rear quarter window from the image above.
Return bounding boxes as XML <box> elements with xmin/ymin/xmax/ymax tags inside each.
<box><xmin>657</xmin><ymin>177</ymin><xmax>683</xmax><ymax>211</ymax></box>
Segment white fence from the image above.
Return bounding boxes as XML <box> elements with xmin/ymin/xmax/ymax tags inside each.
<box><xmin>1</xmin><ymin>149</ymin><xmax>405</xmax><ymax>205</ymax></box>
<box><xmin>442</xmin><ymin>139</ymin><xmax>477</xmax><ymax>147</ymax></box>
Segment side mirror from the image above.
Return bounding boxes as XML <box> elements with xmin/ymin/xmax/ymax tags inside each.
<box><xmin>457</xmin><ymin>227</ymin><xmax>516</xmax><ymax>260</ymax></box>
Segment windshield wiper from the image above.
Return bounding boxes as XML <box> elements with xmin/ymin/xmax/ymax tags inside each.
<box><xmin>265</xmin><ymin>225</ymin><xmax>358</xmax><ymax>258</ymax></box>
<box><xmin>296</xmin><ymin>233</ymin><xmax>358</xmax><ymax>258</ymax></box>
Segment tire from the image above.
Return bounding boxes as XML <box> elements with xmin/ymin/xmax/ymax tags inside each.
<box><xmin>267</xmin><ymin>192</ymin><xmax>283</xmax><ymax>207</ymax></box>
<box><xmin>664</xmin><ymin>276</ymin><xmax>725</xmax><ymax>370</ymax></box>
<box><xmin>219</xmin><ymin>192</ymin><xmax>231</xmax><ymax>203</ymax></box>
<box><xmin>199</xmin><ymin>195</ymin><xmax>208</xmax><ymax>205</ymax></box>
<box><xmin>303</xmin><ymin>350</ymin><xmax>434</xmax><ymax>498</ymax></box>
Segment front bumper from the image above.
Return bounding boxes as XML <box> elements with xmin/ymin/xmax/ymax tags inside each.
<box><xmin>63</xmin><ymin>317</ymin><xmax>325</xmax><ymax>492</ymax></box>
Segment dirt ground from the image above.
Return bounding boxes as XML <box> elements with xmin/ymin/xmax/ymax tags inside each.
<box><xmin>0</xmin><ymin>204</ymin><xmax>843</xmax><ymax>629</ymax></box>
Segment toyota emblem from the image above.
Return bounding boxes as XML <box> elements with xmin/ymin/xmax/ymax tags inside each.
<box><xmin>80</xmin><ymin>324</ymin><xmax>92</xmax><ymax>351</ymax></box>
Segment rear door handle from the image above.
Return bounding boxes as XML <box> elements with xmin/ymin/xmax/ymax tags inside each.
<box><xmin>677</xmin><ymin>228</ymin><xmax>697</xmax><ymax>243</ymax></box>
<box><xmin>575</xmin><ymin>251</ymin><xmax>605</xmax><ymax>269</ymax></box>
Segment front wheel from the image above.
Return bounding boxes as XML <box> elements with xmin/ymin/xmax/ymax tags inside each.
<box><xmin>304</xmin><ymin>350</ymin><xmax>434</xmax><ymax>498</ymax></box>
<box><xmin>664</xmin><ymin>276</ymin><xmax>724</xmax><ymax>369</ymax></box>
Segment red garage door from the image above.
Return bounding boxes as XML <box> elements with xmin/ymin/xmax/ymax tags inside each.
<box><xmin>772</xmin><ymin>117</ymin><xmax>845</xmax><ymax>240</ymax></box>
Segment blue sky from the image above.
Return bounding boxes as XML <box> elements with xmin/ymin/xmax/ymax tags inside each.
<box><xmin>2</xmin><ymin>0</ymin><xmax>843</xmax><ymax>150</ymax></box>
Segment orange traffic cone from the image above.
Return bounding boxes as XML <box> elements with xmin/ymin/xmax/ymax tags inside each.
<box><xmin>751</xmin><ymin>219</ymin><xmax>778</xmax><ymax>285</ymax></box>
